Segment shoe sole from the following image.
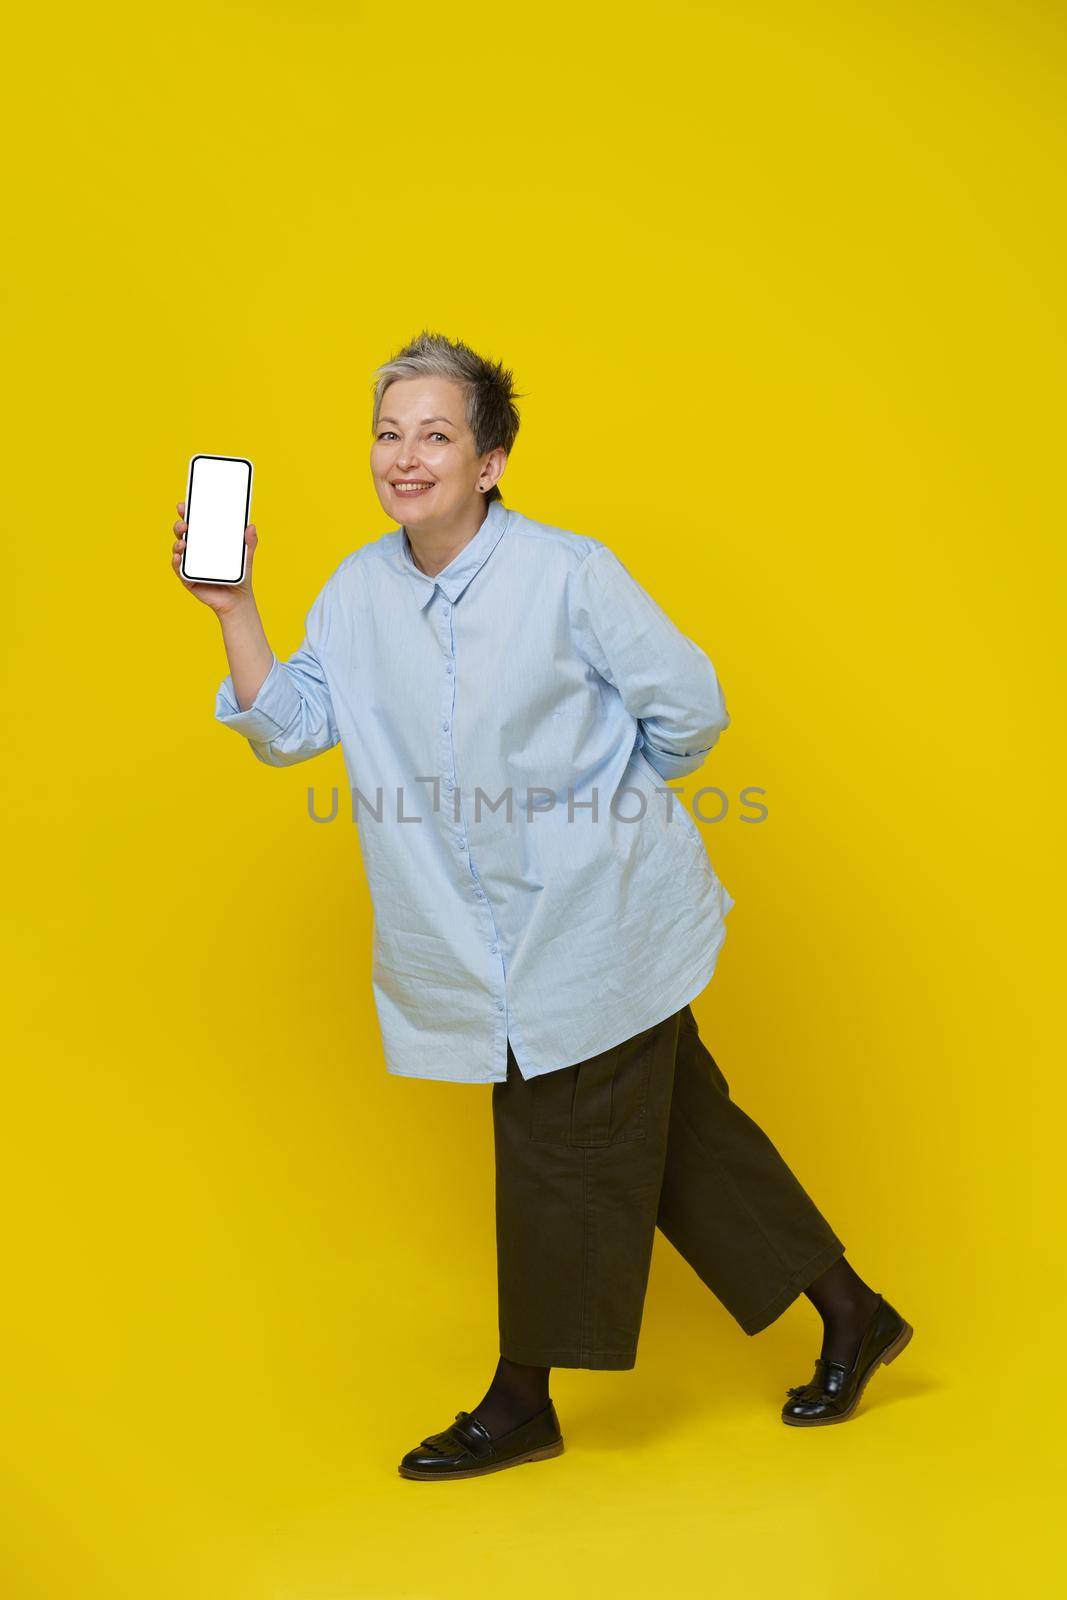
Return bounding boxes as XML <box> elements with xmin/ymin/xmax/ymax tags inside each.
<box><xmin>781</xmin><ymin>1321</ymin><xmax>914</xmax><ymax>1427</ymax></box>
<box><xmin>397</xmin><ymin>1439</ymin><xmax>565</xmax><ymax>1480</ymax></box>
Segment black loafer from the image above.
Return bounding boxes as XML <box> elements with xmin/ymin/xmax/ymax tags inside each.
<box><xmin>782</xmin><ymin>1294</ymin><xmax>914</xmax><ymax>1426</ymax></box>
<box><xmin>398</xmin><ymin>1400</ymin><xmax>565</xmax><ymax>1480</ymax></box>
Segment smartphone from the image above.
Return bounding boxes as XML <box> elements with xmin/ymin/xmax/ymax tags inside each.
<box><xmin>180</xmin><ymin>453</ymin><xmax>253</xmax><ymax>584</ymax></box>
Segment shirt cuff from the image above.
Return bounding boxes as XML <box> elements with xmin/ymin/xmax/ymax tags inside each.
<box><xmin>638</xmin><ymin>737</ymin><xmax>714</xmax><ymax>781</ymax></box>
<box><xmin>214</xmin><ymin>652</ymin><xmax>302</xmax><ymax>742</ymax></box>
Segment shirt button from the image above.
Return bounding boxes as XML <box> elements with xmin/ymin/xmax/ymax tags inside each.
<box><xmin>496</xmin><ymin>1001</ymin><xmax>505</xmax><ymax>1012</ymax></box>
<box><xmin>446</xmin><ymin>664</ymin><xmax>454</xmax><ymax>675</ymax></box>
<box><xmin>442</xmin><ymin>720</ymin><xmax>449</xmax><ymax>731</ymax></box>
<box><xmin>490</xmin><ymin>945</ymin><xmax>498</xmax><ymax>954</ymax></box>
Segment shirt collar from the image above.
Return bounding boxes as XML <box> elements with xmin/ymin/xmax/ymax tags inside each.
<box><xmin>395</xmin><ymin>497</ymin><xmax>511</xmax><ymax>609</ymax></box>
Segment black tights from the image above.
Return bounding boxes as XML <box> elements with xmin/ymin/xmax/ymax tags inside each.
<box><xmin>471</xmin><ymin>1357</ymin><xmax>551</xmax><ymax>1438</ymax></box>
<box><xmin>803</xmin><ymin>1253</ymin><xmax>882</xmax><ymax>1365</ymax></box>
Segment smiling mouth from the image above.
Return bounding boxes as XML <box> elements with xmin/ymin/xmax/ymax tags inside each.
<box><xmin>392</xmin><ymin>481</ymin><xmax>435</xmax><ymax>493</ymax></box>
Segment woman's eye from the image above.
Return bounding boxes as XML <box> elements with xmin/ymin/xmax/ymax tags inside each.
<box><xmin>376</xmin><ymin>430</ymin><xmax>448</xmax><ymax>442</ymax></box>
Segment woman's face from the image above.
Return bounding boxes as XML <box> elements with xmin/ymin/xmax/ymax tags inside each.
<box><xmin>371</xmin><ymin>376</ymin><xmax>494</xmax><ymax>527</ymax></box>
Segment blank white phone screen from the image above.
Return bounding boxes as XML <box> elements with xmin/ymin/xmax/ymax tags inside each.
<box><xmin>185</xmin><ymin>456</ymin><xmax>250</xmax><ymax>582</ymax></box>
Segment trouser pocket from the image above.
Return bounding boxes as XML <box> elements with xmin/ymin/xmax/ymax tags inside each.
<box><xmin>529</xmin><ymin>1020</ymin><xmax>664</xmax><ymax>1146</ymax></box>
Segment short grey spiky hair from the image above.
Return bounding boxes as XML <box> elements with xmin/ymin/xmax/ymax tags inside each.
<box><xmin>371</xmin><ymin>329</ymin><xmax>523</xmax><ymax>504</ymax></box>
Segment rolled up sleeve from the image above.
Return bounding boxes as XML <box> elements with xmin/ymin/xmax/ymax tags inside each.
<box><xmin>215</xmin><ymin>596</ymin><xmax>340</xmax><ymax>767</ymax></box>
<box><xmin>566</xmin><ymin>545</ymin><xmax>730</xmax><ymax>780</ymax></box>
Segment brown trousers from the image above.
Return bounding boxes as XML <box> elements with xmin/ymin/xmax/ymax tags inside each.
<box><xmin>492</xmin><ymin>1003</ymin><xmax>845</xmax><ymax>1369</ymax></box>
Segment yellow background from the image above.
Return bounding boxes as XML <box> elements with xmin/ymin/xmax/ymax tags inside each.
<box><xmin>3</xmin><ymin>1</ymin><xmax>1061</xmax><ymax>1595</ymax></box>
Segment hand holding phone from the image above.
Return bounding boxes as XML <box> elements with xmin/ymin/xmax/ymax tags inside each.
<box><xmin>172</xmin><ymin>502</ymin><xmax>257</xmax><ymax>614</ymax></box>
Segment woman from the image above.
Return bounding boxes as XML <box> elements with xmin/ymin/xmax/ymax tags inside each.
<box><xmin>173</xmin><ymin>329</ymin><xmax>913</xmax><ymax>1481</ymax></box>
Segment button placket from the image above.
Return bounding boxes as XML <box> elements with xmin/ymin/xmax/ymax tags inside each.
<box><xmin>435</xmin><ymin>586</ymin><xmax>507</xmax><ymax>1021</ymax></box>
<box><xmin>438</xmin><ymin>591</ymin><xmax>461</xmax><ymax>839</ymax></box>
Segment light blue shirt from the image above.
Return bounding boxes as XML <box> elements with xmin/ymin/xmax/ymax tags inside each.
<box><xmin>215</xmin><ymin>497</ymin><xmax>734</xmax><ymax>1083</ymax></box>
